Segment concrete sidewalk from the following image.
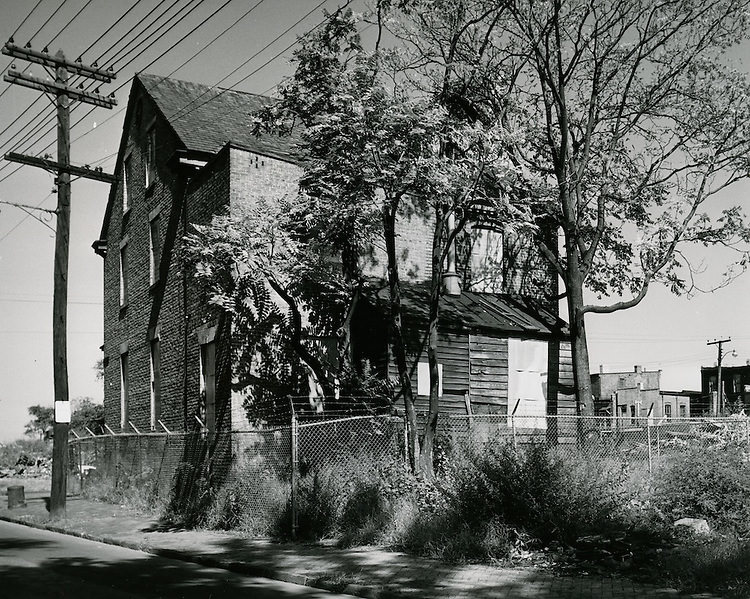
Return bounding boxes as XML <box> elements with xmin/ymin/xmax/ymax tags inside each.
<box><xmin>0</xmin><ymin>492</ymin><xmax>714</xmax><ymax>599</ymax></box>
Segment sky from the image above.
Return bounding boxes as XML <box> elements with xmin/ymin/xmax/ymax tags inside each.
<box><xmin>0</xmin><ymin>0</ymin><xmax>748</xmax><ymax>443</ymax></box>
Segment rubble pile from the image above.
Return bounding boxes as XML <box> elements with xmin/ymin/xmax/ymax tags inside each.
<box><xmin>0</xmin><ymin>453</ymin><xmax>52</xmax><ymax>478</ymax></box>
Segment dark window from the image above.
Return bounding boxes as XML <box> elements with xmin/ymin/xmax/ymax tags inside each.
<box><xmin>149</xmin><ymin>214</ymin><xmax>160</xmax><ymax>285</ymax></box>
<box><xmin>145</xmin><ymin>127</ymin><xmax>156</xmax><ymax>188</ymax></box>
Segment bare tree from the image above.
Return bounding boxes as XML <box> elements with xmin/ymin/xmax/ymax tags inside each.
<box><xmin>498</xmin><ymin>0</ymin><xmax>750</xmax><ymax>412</ymax></box>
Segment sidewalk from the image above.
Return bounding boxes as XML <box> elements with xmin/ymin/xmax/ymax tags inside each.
<box><xmin>0</xmin><ymin>491</ymin><xmax>715</xmax><ymax>599</ymax></box>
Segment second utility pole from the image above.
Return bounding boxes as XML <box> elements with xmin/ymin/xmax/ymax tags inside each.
<box><xmin>707</xmin><ymin>337</ymin><xmax>731</xmax><ymax>416</ymax></box>
<box><xmin>3</xmin><ymin>42</ymin><xmax>116</xmax><ymax>517</ymax></box>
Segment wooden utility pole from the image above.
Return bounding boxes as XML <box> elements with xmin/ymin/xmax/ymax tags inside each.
<box><xmin>3</xmin><ymin>42</ymin><xmax>116</xmax><ymax>517</ymax></box>
<box><xmin>707</xmin><ymin>338</ymin><xmax>731</xmax><ymax>416</ymax></box>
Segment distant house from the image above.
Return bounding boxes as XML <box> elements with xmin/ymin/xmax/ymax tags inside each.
<box><xmin>701</xmin><ymin>363</ymin><xmax>750</xmax><ymax>414</ymax></box>
<box><xmin>591</xmin><ymin>365</ymin><xmax>664</xmax><ymax>421</ymax></box>
<box><xmin>659</xmin><ymin>390</ymin><xmax>705</xmax><ymax>418</ymax></box>
<box><xmin>94</xmin><ymin>73</ymin><xmax>574</xmax><ymax>437</ymax></box>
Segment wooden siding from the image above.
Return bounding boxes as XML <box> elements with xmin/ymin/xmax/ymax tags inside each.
<box><xmin>469</xmin><ymin>334</ymin><xmax>508</xmax><ymax>412</ymax></box>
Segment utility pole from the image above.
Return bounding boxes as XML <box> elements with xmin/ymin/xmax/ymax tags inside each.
<box><xmin>707</xmin><ymin>338</ymin><xmax>731</xmax><ymax>416</ymax></box>
<box><xmin>3</xmin><ymin>41</ymin><xmax>116</xmax><ymax>518</ymax></box>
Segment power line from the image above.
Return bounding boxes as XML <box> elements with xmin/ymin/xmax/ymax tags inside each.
<box><xmin>26</xmin><ymin>0</ymin><xmax>69</xmax><ymax>45</ymax></box>
<box><xmin>10</xmin><ymin>0</ymin><xmax>48</xmax><ymax>39</ymax></box>
<box><xmin>0</xmin><ymin>1</ymin><xmax>176</xmax><ymax>173</ymax></box>
<box><xmin>79</xmin><ymin>0</ymin><xmax>150</xmax><ymax>60</ymax></box>
<box><xmin>47</xmin><ymin>0</ymin><xmax>96</xmax><ymax>47</ymax></box>
<box><xmin>110</xmin><ymin>0</ymin><xmax>206</xmax><ymax>70</ymax></box>
<box><xmin>167</xmin><ymin>0</ymin><xmax>267</xmax><ymax>78</ymax></box>
<box><xmin>96</xmin><ymin>0</ymin><xmax>185</xmax><ymax>65</ymax></box>
<box><xmin>66</xmin><ymin>0</ymin><xmax>270</xmax><ymax>149</ymax></box>
<box><xmin>171</xmin><ymin>0</ymin><xmax>331</xmax><ymax>122</ymax></box>
<box><xmin>0</xmin><ymin>0</ymin><xmax>201</xmax><ymax>164</ymax></box>
<box><xmin>0</xmin><ymin>192</ymin><xmax>54</xmax><ymax>242</ymax></box>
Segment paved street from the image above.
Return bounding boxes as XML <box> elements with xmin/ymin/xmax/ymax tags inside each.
<box><xmin>0</xmin><ymin>520</ymin><xmax>358</xmax><ymax>599</ymax></box>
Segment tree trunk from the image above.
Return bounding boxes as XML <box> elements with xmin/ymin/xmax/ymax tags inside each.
<box><xmin>383</xmin><ymin>203</ymin><xmax>420</xmax><ymax>474</ymax></box>
<box><xmin>419</xmin><ymin>206</ymin><xmax>446</xmax><ymax>479</ymax></box>
<box><xmin>565</xmin><ymin>259</ymin><xmax>594</xmax><ymax>416</ymax></box>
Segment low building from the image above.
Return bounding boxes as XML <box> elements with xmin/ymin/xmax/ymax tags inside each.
<box><xmin>701</xmin><ymin>363</ymin><xmax>750</xmax><ymax>414</ymax></box>
<box><xmin>591</xmin><ymin>365</ymin><xmax>663</xmax><ymax>421</ymax></box>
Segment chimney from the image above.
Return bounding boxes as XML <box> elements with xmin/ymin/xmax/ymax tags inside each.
<box><xmin>442</xmin><ymin>211</ymin><xmax>461</xmax><ymax>296</ymax></box>
<box><xmin>634</xmin><ymin>365</ymin><xmax>643</xmax><ymax>373</ymax></box>
<box><xmin>599</xmin><ymin>364</ymin><xmax>604</xmax><ymax>374</ymax></box>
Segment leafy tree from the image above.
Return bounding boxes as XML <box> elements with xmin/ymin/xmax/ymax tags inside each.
<box><xmin>185</xmin><ymin>193</ymin><xmax>379</xmax><ymax>422</ymax></box>
<box><xmin>24</xmin><ymin>405</ymin><xmax>53</xmax><ymax>440</ymax></box>
<box><xmin>391</xmin><ymin>0</ymin><xmax>750</xmax><ymax>413</ymax></box>
<box><xmin>94</xmin><ymin>358</ymin><xmax>104</xmax><ymax>381</ymax></box>
<box><xmin>71</xmin><ymin>397</ymin><xmax>105</xmax><ymax>435</ymax></box>
<box><xmin>259</xmin><ymin>6</ymin><xmax>528</xmax><ymax>476</ymax></box>
<box><xmin>498</xmin><ymin>0</ymin><xmax>750</xmax><ymax>412</ymax></box>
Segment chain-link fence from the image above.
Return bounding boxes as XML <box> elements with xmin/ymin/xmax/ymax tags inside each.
<box><xmin>438</xmin><ymin>414</ymin><xmax>750</xmax><ymax>471</ymax></box>
<box><xmin>68</xmin><ymin>412</ymin><xmax>750</xmax><ymax>535</ymax></box>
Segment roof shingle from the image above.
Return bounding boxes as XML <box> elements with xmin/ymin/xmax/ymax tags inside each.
<box><xmin>138</xmin><ymin>73</ymin><xmax>300</xmax><ymax>162</ymax></box>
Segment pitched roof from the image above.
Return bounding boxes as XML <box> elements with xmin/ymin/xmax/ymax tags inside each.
<box><xmin>367</xmin><ymin>282</ymin><xmax>569</xmax><ymax>339</ymax></box>
<box><xmin>138</xmin><ymin>73</ymin><xmax>301</xmax><ymax>162</ymax></box>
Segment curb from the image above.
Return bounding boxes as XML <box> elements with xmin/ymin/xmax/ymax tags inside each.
<box><xmin>0</xmin><ymin>513</ymin><xmax>402</xmax><ymax>599</ymax></box>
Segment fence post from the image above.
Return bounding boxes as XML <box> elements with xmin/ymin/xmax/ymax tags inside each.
<box><xmin>511</xmin><ymin>399</ymin><xmax>520</xmax><ymax>451</ymax></box>
<box><xmin>78</xmin><ymin>439</ymin><xmax>83</xmax><ymax>494</ymax></box>
<box><xmin>656</xmin><ymin>424</ymin><xmax>661</xmax><ymax>457</ymax></box>
<box><xmin>646</xmin><ymin>422</ymin><xmax>653</xmax><ymax>474</ymax></box>
<box><xmin>746</xmin><ymin>419</ymin><xmax>749</xmax><ymax>446</ymax></box>
<box><xmin>290</xmin><ymin>411</ymin><xmax>299</xmax><ymax>540</ymax></box>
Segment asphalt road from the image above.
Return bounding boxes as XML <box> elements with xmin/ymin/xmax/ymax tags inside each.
<box><xmin>0</xmin><ymin>520</ymin><xmax>359</xmax><ymax>598</ymax></box>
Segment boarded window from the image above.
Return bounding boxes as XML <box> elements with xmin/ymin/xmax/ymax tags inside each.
<box><xmin>507</xmin><ymin>338</ymin><xmax>547</xmax><ymax>429</ymax></box>
<box><xmin>416</xmin><ymin>362</ymin><xmax>443</xmax><ymax>397</ymax></box>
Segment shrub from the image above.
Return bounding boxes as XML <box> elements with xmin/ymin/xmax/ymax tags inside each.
<box><xmin>291</xmin><ymin>466</ymin><xmax>348</xmax><ymax>540</ymax></box>
<box><xmin>652</xmin><ymin>444</ymin><xmax>750</xmax><ymax>533</ymax></box>
<box><xmin>445</xmin><ymin>443</ymin><xmax>628</xmax><ymax>546</ymax></box>
<box><xmin>83</xmin><ymin>464</ymin><xmax>163</xmax><ymax>513</ymax></box>
<box><xmin>204</xmin><ymin>463</ymin><xmax>289</xmax><ymax>536</ymax></box>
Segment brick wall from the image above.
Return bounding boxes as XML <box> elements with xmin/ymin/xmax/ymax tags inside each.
<box><xmin>103</xmin><ymin>87</ymin><xmax>186</xmax><ymax>433</ymax></box>
<box><xmin>228</xmin><ymin>147</ymin><xmax>303</xmax><ymax>429</ymax></box>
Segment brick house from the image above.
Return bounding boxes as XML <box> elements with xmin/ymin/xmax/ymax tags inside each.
<box><xmin>95</xmin><ymin>73</ymin><xmax>574</xmax><ymax>435</ymax></box>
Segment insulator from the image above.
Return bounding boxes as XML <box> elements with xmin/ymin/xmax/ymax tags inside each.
<box><xmin>24</xmin><ymin>41</ymin><xmax>31</xmax><ymax>49</ymax></box>
<box><xmin>42</xmin><ymin>46</ymin><xmax>48</xmax><ymax>53</ymax></box>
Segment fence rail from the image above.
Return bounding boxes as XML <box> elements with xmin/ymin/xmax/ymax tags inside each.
<box><xmin>69</xmin><ymin>413</ymin><xmax>750</xmax><ymax>536</ymax></box>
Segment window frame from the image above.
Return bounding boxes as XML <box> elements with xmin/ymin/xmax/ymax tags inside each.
<box><xmin>148</xmin><ymin>207</ymin><xmax>161</xmax><ymax>286</ymax></box>
<box><xmin>150</xmin><ymin>337</ymin><xmax>161</xmax><ymax>431</ymax></box>
<box><xmin>119</xmin><ymin>236</ymin><xmax>129</xmax><ymax>308</ymax></box>
<box><xmin>119</xmin><ymin>349</ymin><xmax>129</xmax><ymax>431</ymax></box>
<box><xmin>122</xmin><ymin>153</ymin><xmax>131</xmax><ymax>213</ymax></box>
